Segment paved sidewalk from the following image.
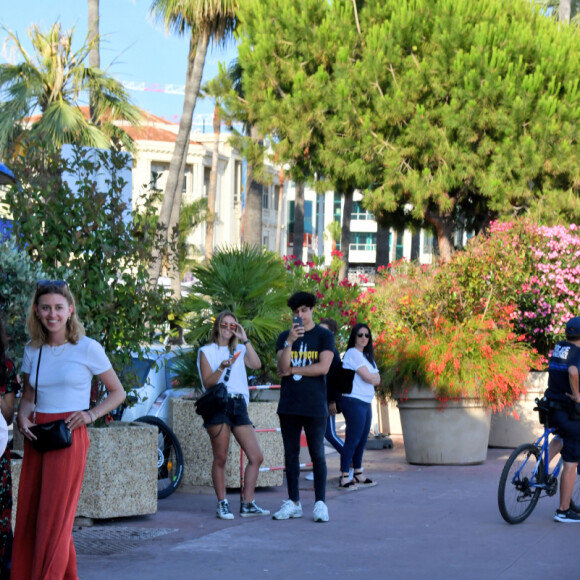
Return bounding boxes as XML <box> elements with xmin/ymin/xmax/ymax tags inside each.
<box><xmin>75</xmin><ymin>436</ymin><xmax>577</xmax><ymax>579</ymax></box>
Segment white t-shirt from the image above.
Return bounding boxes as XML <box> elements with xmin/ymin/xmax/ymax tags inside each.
<box><xmin>342</xmin><ymin>347</ymin><xmax>378</xmax><ymax>404</ymax></box>
<box><xmin>22</xmin><ymin>336</ymin><xmax>112</xmax><ymax>413</ymax></box>
<box><xmin>197</xmin><ymin>343</ymin><xmax>249</xmax><ymax>404</ymax></box>
<box><xmin>0</xmin><ymin>413</ymin><xmax>7</xmax><ymax>456</ymax></box>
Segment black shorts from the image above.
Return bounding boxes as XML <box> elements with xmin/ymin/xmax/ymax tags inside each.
<box><xmin>203</xmin><ymin>394</ymin><xmax>253</xmax><ymax>429</ymax></box>
<box><xmin>550</xmin><ymin>408</ymin><xmax>580</xmax><ymax>463</ymax></box>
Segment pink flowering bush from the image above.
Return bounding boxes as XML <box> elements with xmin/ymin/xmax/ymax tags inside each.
<box><xmin>284</xmin><ymin>250</ymin><xmax>363</xmax><ymax>347</ymax></box>
<box><xmin>507</xmin><ymin>222</ymin><xmax>580</xmax><ymax>356</ymax></box>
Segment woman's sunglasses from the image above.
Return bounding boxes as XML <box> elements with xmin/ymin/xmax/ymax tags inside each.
<box><xmin>36</xmin><ymin>280</ymin><xmax>68</xmax><ymax>290</ymax></box>
<box><xmin>357</xmin><ymin>332</ymin><xmax>370</xmax><ymax>338</ymax></box>
<box><xmin>220</xmin><ymin>322</ymin><xmax>237</xmax><ymax>331</ymax></box>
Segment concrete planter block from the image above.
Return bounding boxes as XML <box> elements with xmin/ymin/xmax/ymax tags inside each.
<box><xmin>171</xmin><ymin>399</ymin><xmax>284</xmax><ymax>488</ymax></box>
<box><xmin>11</xmin><ymin>457</ymin><xmax>21</xmax><ymax>531</ymax></box>
<box><xmin>372</xmin><ymin>395</ymin><xmax>402</xmax><ymax>436</ymax></box>
<box><xmin>488</xmin><ymin>371</ymin><xmax>548</xmax><ymax>448</ymax></box>
<box><xmin>76</xmin><ymin>422</ymin><xmax>158</xmax><ymax>519</ymax></box>
<box><xmin>11</xmin><ymin>422</ymin><xmax>158</xmax><ymax>523</ymax></box>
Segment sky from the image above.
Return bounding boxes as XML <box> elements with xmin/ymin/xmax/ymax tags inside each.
<box><xmin>0</xmin><ymin>0</ymin><xmax>239</xmax><ymax>131</ymax></box>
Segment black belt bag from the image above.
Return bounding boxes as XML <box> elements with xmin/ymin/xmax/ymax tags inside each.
<box><xmin>29</xmin><ymin>420</ymin><xmax>72</xmax><ymax>452</ymax></box>
<box><xmin>30</xmin><ymin>346</ymin><xmax>73</xmax><ymax>452</ymax></box>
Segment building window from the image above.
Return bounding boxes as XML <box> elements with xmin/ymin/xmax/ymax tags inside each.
<box><xmin>150</xmin><ymin>162</ymin><xmax>169</xmax><ymax>190</ymax></box>
<box><xmin>351</xmin><ymin>201</ymin><xmax>373</xmax><ymax>221</ymax></box>
<box><xmin>262</xmin><ymin>185</ymin><xmax>269</xmax><ymax>209</ymax></box>
<box><xmin>288</xmin><ymin>200</ymin><xmax>314</xmax><ymax>234</ymax></box>
<box><xmin>203</xmin><ymin>167</ymin><xmax>211</xmax><ymax>197</ymax></box>
<box><xmin>349</xmin><ymin>232</ymin><xmax>377</xmax><ymax>251</ymax></box>
<box><xmin>182</xmin><ymin>166</ymin><xmax>192</xmax><ymax>195</ymax></box>
<box><xmin>396</xmin><ymin>230</ymin><xmax>404</xmax><ymax>260</ymax></box>
<box><xmin>234</xmin><ymin>160</ymin><xmax>242</xmax><ymax>206</ymax></box>
<box><xmin>333</xmin><ymin>193</ymin><xmax>341</xmax><ymax>222</ymax></box>
<box><xmin>422</xmin><ymin>231</ymin><xmax>434</xmax><ymax>254</ymax></box>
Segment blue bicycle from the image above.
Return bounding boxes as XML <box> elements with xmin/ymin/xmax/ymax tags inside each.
<box><xmin>498</xmin><ymin>398</ymin><xmax>580</xmax><ymax>524</ymax></box>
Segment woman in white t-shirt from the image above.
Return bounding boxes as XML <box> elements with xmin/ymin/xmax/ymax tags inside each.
<box><xmin>339</xmin><ymin>323</ymin><xmax>380</xmax><ymax>490</ymax></box>
<box><xmin>13</xmin><ymin>280</ymin><xmax>126</xmax><ymax>580</ymax></box>
<box><xmin>197</xmin><ymin>311</ymin><xmax>269</xmax><ymax>520</ymax></box>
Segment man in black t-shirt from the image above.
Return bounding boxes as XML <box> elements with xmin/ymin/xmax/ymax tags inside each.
<box><xmin>273</xmin><ymin>291</ymin><xmax>334</xmax><ymax>523</ymax></box>
<box><xmin>546</xmin><ymin>316</ymin><xmax>580</xmax><ymax>523</ymax></box>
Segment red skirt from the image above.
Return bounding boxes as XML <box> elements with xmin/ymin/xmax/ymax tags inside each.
<box><xmin>12</xmin><ymin>412</ymin><xmax>89</xmax><ymax>580</ymax></box>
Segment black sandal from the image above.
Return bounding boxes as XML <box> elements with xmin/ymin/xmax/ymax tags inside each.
<box><xmin>338</xmin><ymin>474</ymin><xmax>358</xmax><ymax>490</ymax></box>
<box><xmin>353</xmin><ymin>472</ymin><xmax>377</xmax><ymax>487</ymax></box>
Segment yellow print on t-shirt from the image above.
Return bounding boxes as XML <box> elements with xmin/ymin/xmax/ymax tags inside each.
<box><xmin>291</xmin><ymin>344</ymin><xmax>319</xmax><ymax>369</ymax></box>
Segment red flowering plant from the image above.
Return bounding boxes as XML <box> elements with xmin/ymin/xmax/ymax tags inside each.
<box><xmin>284</xmin><ymin>250</ymin><xmax>363</xmax><ymax>348</ymax></box>
<box><xmin>362</xmin><ymin>254</ymin><xmax>543</xmax><ymax>412</ymax></box>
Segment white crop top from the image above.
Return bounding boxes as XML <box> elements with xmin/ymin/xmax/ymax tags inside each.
<box><xmin>22</xmin><ymin>336</ymin><xmax>112</xmax><ymax>413</ymax></box>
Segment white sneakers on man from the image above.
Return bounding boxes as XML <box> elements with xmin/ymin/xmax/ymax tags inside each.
<box><xmin>272</xmin><ymin>500</ymin><xmax>303</xmax><ymax>520</ymax></box>
<box><xmin>313</xmin><ymin>501</ymin><xmax>329</xmax><ymax>522</ymax></box>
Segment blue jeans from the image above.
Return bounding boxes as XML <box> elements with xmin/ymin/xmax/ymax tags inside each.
<box><xmin>340</xmin><ymin>396</ymin><xmax>372</xmax><ymax>473</ymax></box>
<box><xmin>278</xmin><ymin>414</ymin><xmax>327</xmax><ymax>503</ymax></box>
<box><xmin>325</xmin><ymin>414</ymin><xmax>344</xmax><ymax>453</ymax></box>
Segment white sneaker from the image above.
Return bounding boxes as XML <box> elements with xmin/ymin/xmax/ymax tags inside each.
<box><xmin>272</xmin><ymin>499</ymin><xmax>303</xmax><ymax>520</ymax></box>
<box><xmin>313</xmin><ymin>501</ymin><xmax>329</xmax><ymax>523</ymax></box>
<box><xmin>216</xmin><ymin>499</ymin><xmax>234</xmax><ymax>520</ymax></box>
<box><xmin>305</xmin><ymin>472</ymin><xmax>314</xmax><ymax>481</ymax></box>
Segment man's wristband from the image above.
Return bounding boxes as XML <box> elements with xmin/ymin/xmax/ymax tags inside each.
<box><xmin>283</xmin><ymin>340</ymin><xmax>291</xmax><ymax>349</ymax></box>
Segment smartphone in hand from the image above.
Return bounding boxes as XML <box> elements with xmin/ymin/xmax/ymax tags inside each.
<box><xmin>293</xmin><ymin>316</ymin><xmax>303</xmax><ymax>327</ymax></box>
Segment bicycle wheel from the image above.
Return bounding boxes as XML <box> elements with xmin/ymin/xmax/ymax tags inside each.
<box><xmin>498</xmin><ymin>443</ymin><xmax>542</xmax><ymax>524</ymax></box>
<box><xmin>136</xmin><ymin>416</ymin><xmax>184</xmax><ymax>499</ymax></box>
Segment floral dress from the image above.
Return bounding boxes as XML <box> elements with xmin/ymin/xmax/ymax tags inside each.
<box><xmin>0</xmin><ymin>359</ymin><xmax>19</xmax><ymax>577</ymax></box>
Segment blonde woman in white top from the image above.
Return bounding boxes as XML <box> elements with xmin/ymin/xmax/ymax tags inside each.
<box><xmin>197</xmin><ymin>310</ymin><xmax>269</xmax><ymax>520</ymax></box>
<box><xmin>13</xmin><ymin>280</ymin><xmax>126</xmax><ymax>580</ymax></box>
<box><xmin>339</xmin><ymin>323</ymin><xmax>380</xmax><ymax>491</ymax></box>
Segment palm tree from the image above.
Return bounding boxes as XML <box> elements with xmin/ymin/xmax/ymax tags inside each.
<box><xmin>147</xmin><ymin>0</ymin><xmax>238</xmax><ymax>290</ymax></box>
<box><xmin>178</xmin><ymin>244</ymin><xmax>289</xmax><ymax>382</ymax></box>
<box><xmin>0</xmin><ymin>22</ymin><xmax>141</xmax><ymax>155</ymax></box>
<box><xmin>88</xmin><ymin>0</ymin><xmax>100</xmax><ymax>123</ymax></box>
<box><xmin>201</xmin><ymin>69</ymin><xmax>231</xmax><ymax>260</ymax></box>
<box><xmin>222</xmin><ymin>58</ymin><xmax>264</xmax><ymax>249</ymax></box>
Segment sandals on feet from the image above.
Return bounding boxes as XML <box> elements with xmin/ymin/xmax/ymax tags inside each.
<box><xmin>353</xmin><ymin>472</ymin><xmax>377</xmax><ymax>487</ymax></box>
<box><xmin>338</xmin><ymin>474</ymin><xmax>357</xmax><ymax>491</ymax></box>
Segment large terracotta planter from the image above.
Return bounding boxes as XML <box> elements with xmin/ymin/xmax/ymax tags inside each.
<box><xmin>397</xmin><ymin>386</ymin><xmax>491</xmax><ymax>465</ymax></box>
<box><xmin>171</xmin><ymin>399</ymin><xmax>284</xmax><ymax>488</ymax></box>
<box><xmin>488</xmin><ymin>371</ymin><xmax>547</xmax><ymax>448</ymax></box>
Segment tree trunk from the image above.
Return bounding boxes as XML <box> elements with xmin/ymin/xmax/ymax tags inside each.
<box><xmin>148</xmin><ymin>31</ymin><xmax>209</xmax><ymax>288</ymax></box>
<box><xmin>293</xmin><ymin>181</ymin><xmax>305</xmax><ymax>261</ymax></box>
<box><xmin>375</xmin><ymin>220</ymin><xmax>391</xmax><ymax>269</ymax></box>
<box><xmin>88</xmin><ymin>0</ymin><xmax>100</xmax><ymax>124</ymax></box>
<box><xmin>425</xmin><ymin>211</ymin><xmax>454</xmax><ymax>263</ymax></box>
<box><xmin>169</xmin><ymin>151</ymin><xmax>189</xmax><ymax>300</ymax></box>
<box><xmin>242</xmin><ymin>124</ymin><xmax>263</xmax><ymax>248</ymax></box>
<box><xmin>204</xmin><ymin>106</ymin><xmax>221</xmax><ymax>260</ymax></box>
<box><xmin>338</xmin><ymin>185</ymin><xmax>354</xmax><ymax>280</ymax></box>
<box><xmin>560</xmin><ymin>0</ymin><xmax>572</xmax><ymax>23</ymax></box>
<box><xmin>275</xmin><ymin>173</ymin><xmax>285</xmax><ymax>254</ymax></box>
